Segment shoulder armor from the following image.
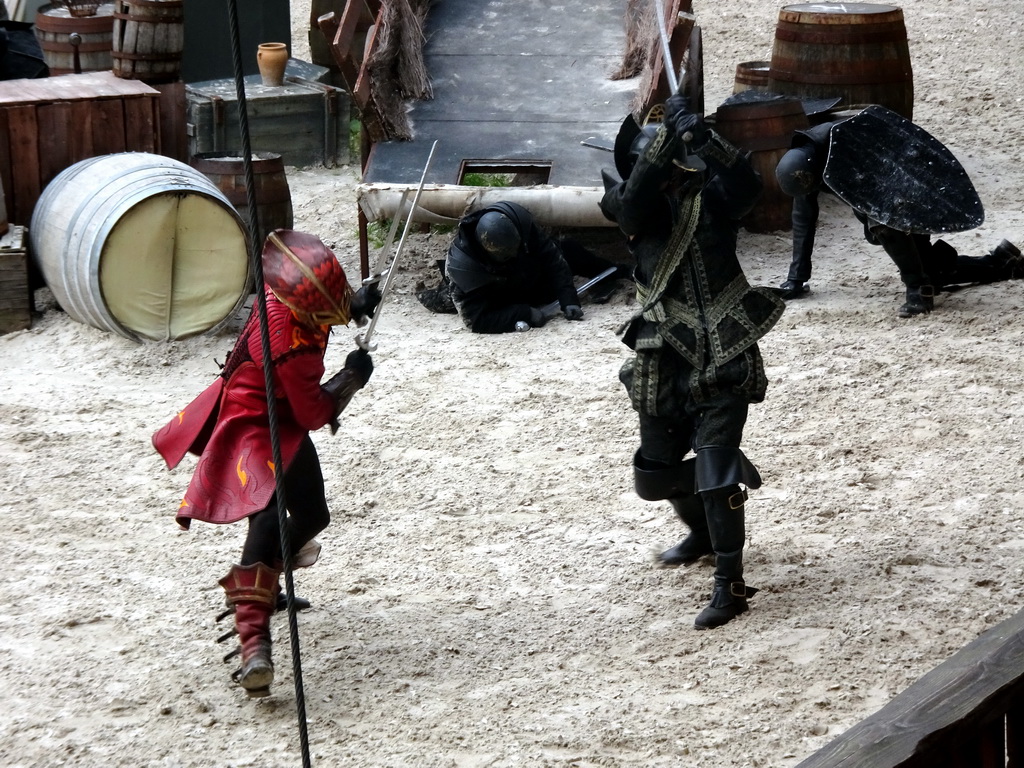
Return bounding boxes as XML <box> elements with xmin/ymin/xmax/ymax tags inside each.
<box><xmin>446</xmin><ymin>247</ymin><xmax>505</xmax><ymax>293</ymax></box>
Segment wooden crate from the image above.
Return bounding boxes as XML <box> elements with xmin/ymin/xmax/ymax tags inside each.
<box><xmin>186</xmin><ymin>75</ymin><xmax>351</xmax><ymax>168</ymax></box>
<box><xmin>0</xmin><ymin>71</ymin><xmax>162</xmax><ymax>225</ymax></box>
<box><xmin>153</xmin><ymin>81</ymin><xmax>189</xmax><ymax>162</ymax></box>
<box><xmin>0</xmin><ymin>225</ymin><xmax>30</xmax><ymax>334</ymax></box>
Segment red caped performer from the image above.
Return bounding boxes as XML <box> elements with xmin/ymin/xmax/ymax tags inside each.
<box><xmin>153</xmin><ymin>229</ymin><xmax>379</xmax><ymax>698</ymax></box>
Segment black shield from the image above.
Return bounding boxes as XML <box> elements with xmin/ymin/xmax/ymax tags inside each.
<box><xmin>823</xmin><ymin>105</ymin><xmax>984</xmax><ymax>234</ymax></box>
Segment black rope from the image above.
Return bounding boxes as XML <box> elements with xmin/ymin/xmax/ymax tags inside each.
<box><xmin>223</xmin><ymin>2</ymin><xmax>312</xmax><ymax>765</ymax></box>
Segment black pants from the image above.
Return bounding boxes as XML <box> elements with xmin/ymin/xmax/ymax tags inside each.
<box><xmin>241</xmin><ymin>436</ymin><xmax>331</xmax><ymax>567</ymax></box>
<box><xmin>862</xmin><ymin>219</ymin><xmax>1005</xmax><ymax>289</ymax></box>
<box><xmin>638</xmin><ymin>395</ymin><xmax>749</xmax><ymax>466</ymax></box>
<box><xmin>858</xmin><ymin>213</ymin><xmax>932</xmax><ymax>289</ymax></box>
<box><xmin>929</xmin><ymin>239</ymin><xmax>1005</xmax><ymax>287</ymax></box>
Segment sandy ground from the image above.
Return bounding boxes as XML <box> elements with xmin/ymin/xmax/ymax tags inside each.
<box><xmin>2</xmin><ymin>1</ymin><xmax>1023</xmax><ymax>766</ymax></box>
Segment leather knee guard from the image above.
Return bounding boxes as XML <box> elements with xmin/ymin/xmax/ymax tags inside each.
<box><xmin>633</xmin><ymin>450</ymin><xmax>697</xmax><ymax>501</ymax></box>
<box><xmin>695</xmin><ymin>446</ymin><xmax>762</xmax><ymax>493</ymax></box>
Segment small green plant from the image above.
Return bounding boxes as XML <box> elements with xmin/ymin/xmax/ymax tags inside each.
<box><xmin>462</xmin><ymin>172</ymin><xmax>513</xmax><ymax>187</ymax></box>
<box><xmin>366</xmin><ymin>220</ymin><xmax>390</xmax><ymax>249</ymax></box>
<box><xmin>349</xmin><ymin>118</ymin><xmax>363</xmax><ymax>166</ymax></box>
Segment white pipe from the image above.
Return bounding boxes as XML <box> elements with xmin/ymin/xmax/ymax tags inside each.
<box><xmin>355</xmin><ymin>183</ymin><xmax>616</xmax><ymax>228</ymax></box>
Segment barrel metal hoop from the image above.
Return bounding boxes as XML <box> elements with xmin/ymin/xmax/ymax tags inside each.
<box><xmin>116</xmin><ymin>0</ymin><xmax>183</xmax><ymax>8</ymax></box>
<box><xmin>113</xmin><ymin>12</ymin><xmax>182</xmax><ymax>21</ymax></box>
<box><xmin>113</xmin><ymin>51</ymin><xmax>182</xmax><ymax>61</ymax></box>
<box><xmin>774</xmin><ymin>24</ymin><xmax>909</xmax><ymax>45</ymax></box>
<box><xmin>40</xmin><ymin>41</ymin><xmax>113</xmax><ymax>53</ymax></box>
<box><xmin>770</xmin><ymin>68</ymin><xmax>912</xmax><ymax>86</ymax></box>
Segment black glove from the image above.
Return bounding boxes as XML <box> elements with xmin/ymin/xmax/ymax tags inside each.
<box><xmin>563</xmin><ymin>304</ymin><xmax>584</xmax><ymax>321</ymax></box>
<box><xmin>664</xmin><ymin>93</ymin><xmax>708</xmax><ymax>147</ymax></box>
<box><xmin>350</xmin><ymin>284</ymin><xmax>382</xmax><ymax>324</ymax></box>
<box><xmin>322</xmin><ymin>348</ymin><xmax>373</xmax><ymax>434</ymax></box>
<box><xmin>344</xmin><ymin>347</ymin><xmax>374</xmax><ymax>386</ymax></box>
<box><xmin>528</xmin><ymin>307</ymin><xmax>549</xmax><ymax>328</ymax></box>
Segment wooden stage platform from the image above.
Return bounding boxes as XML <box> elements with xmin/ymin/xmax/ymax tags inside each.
<box><xmin>357</xmin><ymin>0</ymin><xmax>637</xmax><ymax>228</ymax></box>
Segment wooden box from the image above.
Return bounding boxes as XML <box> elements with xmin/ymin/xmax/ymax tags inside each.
<box><xmin>0</xmin><ymin>225</ymin><xmax>30</xmax><ymax>334</ymax></box>
<box><xmin>0</xmin><ymin>71</ymin><xmax>162</xmax><ymax>225</ymax></box>
<box><xmin>185</xmin><ymin>75</ymin><xmax>351</xmax><ymax>168</ymax></box>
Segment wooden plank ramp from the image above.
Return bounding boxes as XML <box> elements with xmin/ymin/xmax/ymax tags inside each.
<box><xmin>796</xmin><ymin>608</ymin><xmax>1024</xmax><ymax>767</ymax></box>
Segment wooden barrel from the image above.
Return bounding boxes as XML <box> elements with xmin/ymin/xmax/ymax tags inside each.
<box><xmin>112</xmin><ymin>0</ymin><xmax>184</xmax><ymax>84</ymax></box>
<box><xmin>189</xmin><ymin>152</ymin><xmax>294</xmax><ymax>249</ymax></box>
<box><xmin>34</xmin><ymin>3</ymin><xmax>115</xmax><ymax>75</ymax></box>
<box><xmin>768</xmin><ymin>3</ymin><xmax>914</xmax><ymax>120</ymax></box>
<box><xmin>713</xmin><ymin>95</ymin><xmax>810</xmax><ymax>233</ymax></box>
<box><xmin>734</xmin><ymin>60</ymin><xmax>771</xmax><ymax>94</ymax></box>
<box><xmin>29</xmin><ymin>153</ymin><xmax>251</xmax><ymax>342</ymax></box>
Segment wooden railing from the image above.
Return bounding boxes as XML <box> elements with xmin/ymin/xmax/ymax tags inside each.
<box><xmin>796</xmin><ymin>608</ymin><xmax>1024</xmax><ymax>767</ymax></box>
<box><xmin>316</xmin><ymin>0</ymin><xmax>384</xmax><ymax>146</ymax></box>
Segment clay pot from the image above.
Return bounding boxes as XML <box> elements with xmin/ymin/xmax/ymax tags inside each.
<box><xmin>257</xmin><ymin>42</ymin><xmax>288</xmax><ymax>87</ymax></box>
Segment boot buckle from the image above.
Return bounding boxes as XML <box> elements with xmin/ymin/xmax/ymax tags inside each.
<box><xmin>729</xmin><ymin>582</ymin><xmax>759</xmax><ymax>599</ymax></box>
<box><xmin>727</xmin><ymin>489</ymin><xmax>748</xmax><ymax>510</ymax></box>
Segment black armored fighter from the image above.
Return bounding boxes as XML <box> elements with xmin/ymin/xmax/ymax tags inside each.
<box><xmin>445</xmin><ymin>201</ymin><xmax>628</xmax><ymax>334</ymax></box>
<box><xmin>774</xmin><ymin>105</ymin><xmax>1022</xmax><ymax>316</ymax></box>
<box><xmin>600</xmin><ymin>94</ymin><xmax>785</xmax><ymax>629</ymax></box>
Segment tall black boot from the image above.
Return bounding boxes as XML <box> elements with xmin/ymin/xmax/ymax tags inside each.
<box><xmin>898</xmin><ymin>283</ymin><xmax>935</xmax><ymax>317</ymax></box>
<box><xmin>694</xmin><ymin>486</ymin><xmax>757</xmax><ymax>629</ymax></box>
<box><xmin>991</xmin><ymin>240</ymin><xmax>1023</xmax><ymax>279</ymax></box>
<box><xmin>657</xmin><ymin>496</ymin><xmax>712</xmax><ymax>567</ymax></box>
<box><xmin>773</xmin><ymin>192</ymin><xmax>818</xmax><ymax>299</ymax></box>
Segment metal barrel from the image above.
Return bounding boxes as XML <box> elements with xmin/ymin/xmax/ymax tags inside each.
<box><xmin>29</xmin><ymin>152</ymin><xmax>251</xmax><ymax>341</ymax></box>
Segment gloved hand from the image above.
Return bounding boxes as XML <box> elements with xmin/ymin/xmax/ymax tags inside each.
<box><xmin>528</xmin><ymin>308</ymin><xmax>549</xmax><ymax>328</ymax></box>
<box><xmin>322</xmin><ymin>348</ymin><xmax>373</xmax><ymax>434</ymax></box>
<box><xmin>344</xmin><ymin>347</ymin><xmax>374</xmax><ymax>386</ymax></box>
<box><xmin>664</xmin><ymin>93</ymin><xmax>708</xmax><ymax>148</ymax></box>
<box><xmin>350</xmin><ymin>284</ymin><xmax>382</xmax><ymax>325</ymax></box>
<box><xmin>563</xmin><ymin>304</ymin><xmax>584</xmax><ymax>321</ymax></box>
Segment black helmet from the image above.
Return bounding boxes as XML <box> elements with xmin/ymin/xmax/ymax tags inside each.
<box><xmin>775</xmin><ymin>144</ymin><xmax>823</xmax><ymax>197</ymax></box>
<box><xmin>613</xmin><ymin>114</ymin><xmax>659</xmax><ymax>180</ymax></box>
<box><xmin>612</xmin><ymin>111</ymin><xmax>705</xmax><ymax>181</ymax></box>
<box><xmin>475</xmin><ymin>211</ymin><xmax>521</xmax><ymax>262</ymax></box>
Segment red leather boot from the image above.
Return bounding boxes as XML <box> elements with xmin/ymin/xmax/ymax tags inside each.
<box><xmin>219</xmin><ymin>563</ymin><xmax>280</xmax><ymax>697</ymax></box>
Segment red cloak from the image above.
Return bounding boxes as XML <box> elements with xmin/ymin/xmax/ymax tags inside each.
<box><xmin>153</xmin><ymin>290</ymin><xmax>336</xmax><ymax>528</ymax></box>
